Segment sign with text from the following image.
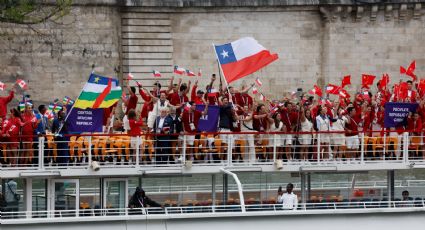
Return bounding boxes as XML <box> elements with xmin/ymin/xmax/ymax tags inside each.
<box><xmin>196</xmin><ymin>105</ymin><xmax>219</xmax><ymax>132</ymax></box>
<box><xmin>67</xmin><ymin>108</ymin><xmax>104</xmax><ymax>133</ymax></box>
<box><xmin>384</xmin><ymin>102</ymin><xmax>418</xmax><ymax>128</ymax></box>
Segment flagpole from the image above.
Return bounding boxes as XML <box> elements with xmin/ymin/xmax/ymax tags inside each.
<box><xmin>212</xmin><ymin>43</ymin><xmax>234</xmax><ymax>105</ymax></box>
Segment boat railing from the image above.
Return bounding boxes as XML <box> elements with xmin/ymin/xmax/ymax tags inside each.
<box><xmin>2</xmin><ymin>200</ymin><xmax>425</xmax><ymax>222</ymax></box>
<box><xmin>1</xmin><ymin>130</ymin><xmax>425</xmax><ymax>170</ymax></box>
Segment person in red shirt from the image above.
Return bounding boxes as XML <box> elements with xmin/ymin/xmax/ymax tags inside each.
<box><xmin>124</xmin><ymin>86</ymin><xmax>138</xmax><ymax>115</ymax></box>
<box><xmin>2</xmin><ymin>108</ymin><xmax>22</xmax><ymax>166</ymax></box>
<box><xmin>345</xmin><ymin>107</ymin><xmax>360</xmax><ymax>159</ymax></box>
<box><xmin>21</xmin><ymin>104</ymin><xmax>38</xmax><ymax>165</ymax></box>
<box><xmin>181</xmin><ymin>101</ymin><xmax>208</xmax><ymax>160</ymax></box>
<box><xmin>0</xmin><ymin>88</ymin><xmax>15</xmax><ymax>119</ymax></box>
<box><xmin>128</xmin><ymin>109</ymin><xmax>144</xmax><ymax>162</ymax></box>
<box><xmin>407</xmin><ymin>80</ymin><xmax>418</xmax><ymax>103</ymax></box>
<box><xmin>139</xmin><ymin>82</ymin><xmax>168</xmax><ymax>121</ymax></box>
<box><xmin>205</xmin><ymin>74</ymin><xmax>220</xmax><ymax>105</ymax></box>
<box><xmin>407</xmin><ymin>112</ymin><xmax>422</xmax><ymax>136</ymax></box>
<box><xmin>168</xmin><ymin>79</ymin><xmax>190</xmax><ymax>116</ymax></box>
<box><xmin>190</xmin><ymin>80</ymin><xmax>206</xmax><ymax>105</ymax></box>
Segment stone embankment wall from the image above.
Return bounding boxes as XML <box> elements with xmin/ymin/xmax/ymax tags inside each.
<box><xmin>0</xmin><ymin>1</ymin><xmax>424</xmax><ymax>107</ymax></box>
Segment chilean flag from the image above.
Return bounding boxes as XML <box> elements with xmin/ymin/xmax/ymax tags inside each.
<box><xmin>152</xmin><ymin>70</ymin><xmax>161</xmax><ymax>77</ymax></box>
<box><xmin>0</xmin><ymin>81</ymin><xmax>5</xmax><ymax>91</ymax></box>
<box><xmin>214</xmin><ymin>37</ymin><xmax>278</xmax><ymax>84</ymax></box>
<box><xmin>174</xmin><ymin>66</ymin><xmax>186</xmax><ymax>75</ymax></box>
<box><xmin>186</xmin><ymin>69</ymin><xmax>196</xmax><ymax>77</ymax></box>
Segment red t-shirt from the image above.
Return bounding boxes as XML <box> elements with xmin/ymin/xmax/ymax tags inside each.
<box><xmin>168</xmin><ymin>92</ymin><xmax>189</xmax><ymax>106</ymax></box>
<box><xmin>345</xmin><ymin>116</ymin><xmax>360</xmax><ymax>136</ymax></box>
<box><xmin>181</xmin><ymin>109</ymin><xmax>202</xmax><ymax>134</ymax></box>
<box><xmin>129</xmin><ymin>119</ymin><xmax>143</xmax><ymax>136</ymax></box>
<box><xmin>125</xmin><ymin>94</ymin><xmax>138</xmax><ymax>115</ymax></box>
<box><xmin>252</xmin><ymin>112</ymin><xmax>268</xmax><ymax>132</ymax></box>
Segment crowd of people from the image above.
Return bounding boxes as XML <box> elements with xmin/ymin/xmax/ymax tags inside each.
<box><xmin>1</xmin><ymin>73</ymin><xmax>425</xmax><ymax>166</ymax></box>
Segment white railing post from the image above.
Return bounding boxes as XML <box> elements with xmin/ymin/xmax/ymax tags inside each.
<box><xmin>38</xmin><ymin>137</ymin><xmax>44</xmax><ymax>170</ymax></box>
<box><xmin>360</xmin><ymin>133</ymin><xmax>365</xmax><ymax>164</ymax></box>
<box><xmin>403</xmin><ymin>132</ymin><xmax>409</xmax><ymax>163</ymax></box>
<box><xmin>220</xmin><ymin>168</ymin><xmax>246</xmax><ymax>213</ymax></box>
<box><xmin>182</xmin><ymin>135</ymin><xmax>187</xmax><ymax>165</ymax></box>
<box><xmin>87</xmin><ymin>136</ymin><xmax>92</xmax><ymax>167</ymax></box>
<box><xmin>136</xmin><ymin>136</ymin><xmax>140</xmax><ymax>166</ymax></box>
<box><xmin>273</xmin><ymin>134</ymin><xmax>277</xmax><ymax>162</ymax></box>
<box><xmin>383</xmin><ymin>133</ymin><xmax>387</xmax><ymax>161</ymax></box>
<box><xmin>317</xmin><ymin>133</ymin><xmax>321</xmax><ymax>162</ymax></box>
<box><xmin>228</xmin><ymin>135</ymin><xmax>232</xmax><ymax>166</ymax></box>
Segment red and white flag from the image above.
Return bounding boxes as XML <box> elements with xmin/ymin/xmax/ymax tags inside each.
<box><xmin>174</xmin><ymin>65</ymin><xmax>186</xmax><ymax>75</ymax></box>
<box><xmin>339</xmin><ymin>89</ymin><xmax>350</xmax><ymax>99</ymax></box>
<box><xmin>0</xmin><ymin>81</ymin><xmax>5</xmax><ymax>91</ymax></box>
<box><xmin>259</xmin><ymin>93</ymin><xmax>266</xmax><ymax>102</ymax></box>
<box><xmin>16</xmin><ymin>79</ymin><xmax>28</xmax><ymax>90</ymax></box>
<box><xmin>214</xmin><ymin>37</ymin><xmax>278</xmax><ymax>83</ymax></box>
<box><xmin>255</xmin><ymin>78</ymin><xmax>263</xmax><ymax>86</ymax></box>
<box><xmin>252</xmin><ymin>86</ymin><xmax>258</xmax><ymax>94</ymax></box>
<box><xmin>152</xmin><ymin>70</ymin><xmax>161</xmax><ymax>77</ymax></box>
<box><xmin>326</xmin><ymin>84</ymin><xmax>341</xmax><ymax>95</ymax></box>
<box><xmin>127</xmin><ymin>73</ymin><xmax>141</xmax><ymax>86</ymax></box>
<box><xmin>308</xmin><ymin>85</ymin><xmax>323</xmax><ymax>97</ymax></box>
<box><xmin>31</xmin><ymin>117</ymin><xmax>37</xmax><ymax>123</ymax></box>
<box><xmin>198</xmin><ymin>69</ymin><xmax>202</xmax><ymax>77</ymax></box>
<box><xmin>186</xmin><ymin>69</ymin><xmax>196</xmax><ymax>77</ymax></box>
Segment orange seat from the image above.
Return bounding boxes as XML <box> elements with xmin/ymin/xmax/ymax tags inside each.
<box><xmin>408</xmin><ymin>136</ymin><xmax>421</xmax><ymax>157</ymax></box>
<box><xmin>46</xmin><ymin>135</ymin><xmax>58</xmax><ymax>161</ymax></box>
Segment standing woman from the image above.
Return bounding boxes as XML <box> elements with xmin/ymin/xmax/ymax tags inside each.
<box><xmin>269</xmin><ymin>113</ymin><xmax>283</xmax><ymax>159</ymax></box>
<box><xmin>21</xmin><ymin>104</ymin><xmax>37</xmax><ymax>165</ymax></box>
<box><xmin>299</xmin><ymin>107</ymin><xmax>313</xmax><ymax>161</ymax></box>
<box><xmin>2</xmin><ymin>109</ymin><xmax>23</xmax><ymax>166</ymax></box>
<box><xmin>315</xmin><ymin>106</ymin><xmax>331</xmax><ymax>160</ymax></box>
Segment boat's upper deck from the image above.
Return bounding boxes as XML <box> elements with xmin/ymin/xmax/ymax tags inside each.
<box><xmin>1</xmin><ymin>130</ymin><xmax>425</xmax><ymax>178</ymax></box>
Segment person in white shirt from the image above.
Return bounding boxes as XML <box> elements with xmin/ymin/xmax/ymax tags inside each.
<box><xmin>277</xmin><ymin>183</ymin><xmax>298</xmax><ymax>210</ymax></box>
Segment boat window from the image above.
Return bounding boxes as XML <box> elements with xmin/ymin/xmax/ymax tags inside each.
<box><xmin>79</xmin><ymin>178</ymin><xmax>100</xmax><ymax>212</ymax></box>
<box><xmin>32</xmin><ymin>179</ymin><xmax>47</xmax><ymax>218</ymax></box>
<box><xmin>1</xmin><ymin>178</ymin><xmax>25</xmax><ymax>218</ymax></box>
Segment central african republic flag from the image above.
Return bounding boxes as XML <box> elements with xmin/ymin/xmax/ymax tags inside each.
<box><xmin>73</xmin><ymin>73</ymin><xmax>122</xmax><ymax>109</ymax></box>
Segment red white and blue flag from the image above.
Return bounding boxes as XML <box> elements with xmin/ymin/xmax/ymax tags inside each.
<box><xmin>186</xmin><ymin>69</ymin><xmax>196</xmax><ymax>77</ymax></box>
<box><xmin>255</xmin><ymin>78</ymin><xmax>263</xmax><ymax>86</ymax></box>
<box><xmin>152</xmin><ymin>70</ymin><xmax>161</xmax><ymax>77</ymax></box>
<box><xmin>214</xmin><ymin>37</ymin><xmax>278</xmax><ymax>83</ymax></box>
<box><xmin>198</xmin><ymin>69</ymin><xmax>202</xmax><ymax>77</ymax></box>
<box><xmin>174</xmin><ymin>66</ymin><xmax>186</xmax><ymax>75</ymax></box>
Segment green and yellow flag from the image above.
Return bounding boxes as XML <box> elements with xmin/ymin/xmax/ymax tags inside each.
<box><xmin>74</xmin><ymin>73</ymin><xmax>122</xmax><ymax>109</ymax></box>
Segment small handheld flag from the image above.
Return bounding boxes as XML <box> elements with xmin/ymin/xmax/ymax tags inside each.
<box><xmin>0</xmin><ymin>81</ymin><xmax>5</xmax><ymax>91</ymax></box>
<box><xmin>174</xmin><ymin>66</ymin><xmax>186</xmax><ymax>75</ymax></box>
<box><xmin>400</xmin><ymin>60</ymin><xmax>417</xmax><ymax>81</ymax></box>
<box><xmin>361</xmin><ymin>74</ymin><xmax>376</xmax><ymax>89</ymax></box>
<box><xmin>62</xmin><ymin>96</ymin><xmax>75</xmax><ymax>106</ymax></box>
<box><xmin>255</xmin><ymin>78</ymin><xmax>263</xmax><ymax>87</ymax></box>
<box><xmin>198</xmin><ymin>69</ymin><xmax>202</xmax><ymax>77</ymax></box>
<box><xmin>326</xmin><ymin>84</ymin><xmax>341</xmax><ymax>95</ymax></box>
<box><xmin>341</xmin><ymin>75</ymin><xmax>351</xmax><ymax>88</ymax></box>
<box><xmin>186</xmin><ymin>69</ymin><xmax>196</xmax><ymax>77</ymax></box>
<box><xmin>308</xmin><ymin>85</ymin><xmax>323</xmax><ymax>97</ymax></box>
<box><xmin>16</xmin><ymin>79</ymin><xmax>28</xmax><ymax>90</ymax></box>
<box><xmin>127</xmin><ymin>73</ymin><xmax>141</xmax><ymax>86</ymax></box>
<box><xmin>252</xmin><ymin>86</ymin><xmax>258</xmax><ymax>94</ymax></box>
<box><xmin>152</xmin><ymin>70</ymin><xmax>161</xmax><ymax>77</ymax></box>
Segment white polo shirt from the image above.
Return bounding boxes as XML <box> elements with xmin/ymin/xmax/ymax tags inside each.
<box><xmin>277</xmin><ymin>192</ymin><xmax>298</xmax><ymax>210</ymax></box>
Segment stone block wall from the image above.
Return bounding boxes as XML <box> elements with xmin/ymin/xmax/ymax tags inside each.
<box><xmin>0</xmin><ymin>6</ymin><xmax>121</xmax><ymax>106</ymax></box>
<box><xmin>1</xmin><ymin>1</ymin><xmax>425</xmax><ymax>109</ymax></box>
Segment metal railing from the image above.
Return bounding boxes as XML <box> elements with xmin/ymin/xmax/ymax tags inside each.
<box><xmin>2</xmin><ymin>200</ymin><xmax>425</xmax><ymax>221</ymax></box>
<box><xmin>1</xmin><ymin>131</ymin><xmax>425</xmax><ymax>170</ymax></box>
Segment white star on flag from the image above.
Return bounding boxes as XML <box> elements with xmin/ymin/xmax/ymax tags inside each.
<box><xmin>221</xmin><ymin>50</ymin><xmax>229</xmax><ymax>58</ymax></box>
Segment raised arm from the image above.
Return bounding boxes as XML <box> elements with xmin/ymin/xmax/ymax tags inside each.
<box><xmin>167</xmin><ymin>76</ymin><xmax>175</xmax><ymax>93</ymax></box>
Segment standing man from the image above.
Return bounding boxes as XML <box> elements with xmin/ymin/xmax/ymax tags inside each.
<box><xmin>277</xmin><ymin>183</ymin><xmax>298</xmax><ymax>210</ymax></box>
<box><xmin>153</xmin><ymin>107</ymin><xmax>174</xmax><ymax>164</ymax></box>
<box><xmin>181</xmin><ymin>101</ymin><xmax>208</xmax><ymax>161</ymax></box>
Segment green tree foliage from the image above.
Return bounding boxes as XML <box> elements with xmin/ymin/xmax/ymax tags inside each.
<box><xmin>0</xmin><ymin>0</ymin><xmax>72</xmax><ymax>24</ymax></box>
